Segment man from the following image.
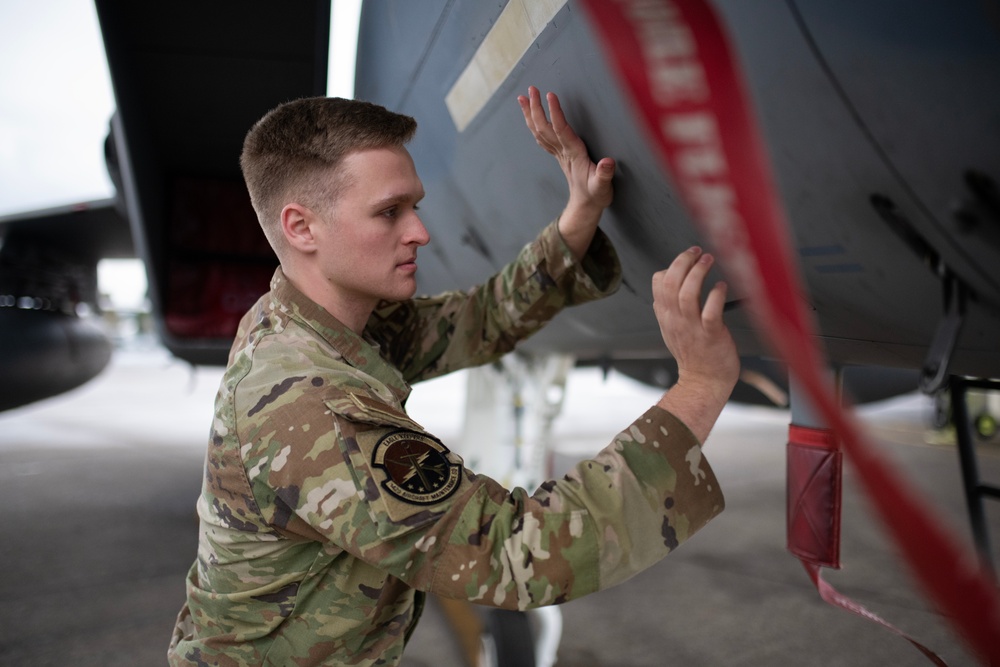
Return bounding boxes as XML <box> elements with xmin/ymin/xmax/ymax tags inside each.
<box><xmin>168</xmin><ymin>87</ymin><xmax>739</xmax><ymax>666</ymax></box>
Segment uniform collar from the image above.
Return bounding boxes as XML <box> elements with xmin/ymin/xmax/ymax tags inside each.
<box><xmin>268</xmin><ymin>268</ymin><xmax>411</xmax><ymax>404</ymax></box>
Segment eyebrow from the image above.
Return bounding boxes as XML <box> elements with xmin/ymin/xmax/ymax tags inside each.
<box><xmin>370</xmin><ymin>190</ymin><xmax>426</xmax><ymax>211</ymax></box>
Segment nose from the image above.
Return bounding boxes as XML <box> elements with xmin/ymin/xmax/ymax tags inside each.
<box><xmin>406</xmin><ymin>211</ymin><xmax>430</xmax><ymax>247</ymax></box>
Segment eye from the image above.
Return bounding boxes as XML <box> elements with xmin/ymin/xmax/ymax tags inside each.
<box><xmin>380</xmin><ymin>204</ymin><xmax>418</xmax><ymax>219</ymax></box>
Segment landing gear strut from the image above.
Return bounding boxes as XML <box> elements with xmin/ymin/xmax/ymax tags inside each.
<box><xmin>947</xmin><ymin>376</ymin><xmax>1000</xmax><ymax>575</ymax></box>
<box><xmin>447</xmin><ymin>352</ymin><xmax>573</xmax><ymax>667</ymax></box>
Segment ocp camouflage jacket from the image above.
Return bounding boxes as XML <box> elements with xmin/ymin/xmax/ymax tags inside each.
<box><xmin>168</xmin><ymin>221</ymin><xmax>724</xmax><ymax>666</ymax></box>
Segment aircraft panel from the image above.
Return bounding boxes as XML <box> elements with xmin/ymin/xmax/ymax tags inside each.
<box><xmin>356</xmin><ymin>0</ymin><xmax>1000</xmax><ymax>377</ymax></box>
<box><xmin>793</xmin><ymin>0</ymin><xmax>1000</xmax><ymax>306</ymax></box>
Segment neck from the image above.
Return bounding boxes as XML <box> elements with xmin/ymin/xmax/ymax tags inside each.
<box><xmin>280</xmin><ymin>263</ymin><xmax>373</xmax><ymax>334</ymax></box>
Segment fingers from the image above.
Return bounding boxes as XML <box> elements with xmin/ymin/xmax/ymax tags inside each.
<box><xmin>678</xmin><ymin>252</ymin><xmax>715</xmax><ymax>318</ymax></box>
<box><xmin>655</xmin><ymin>246</ymin><xmax>702</xmax><ymax>310</ymax></box>
<box><xmin>529</xmin><ymin>87</ymin><xmax>551</xmax><ymax>135</ymax></box>
<box><xmin>517</xmin><ymin>86</ymin><xmax>579</xmax><ymax>155</ymax></box>
<box><xmin>518</xmin><ymin>86</ymin><xmax>615</xmax><ymax>213</ymax></box>
<box><xmin>653</xmin><ymin>247</ymin><xmax>740</xmax><ymax>400</ymax></box>
<box><xmin>654</xmin><ymin>246</ymin><xmax>721</xmax><ymax>325</ymax></box>
<box><xmin>702</xmin><ymin>279</ymin><xmax>729</xmax><ymax>331</ymax></box>
<box><xmin>545</xmin><ymin>90</ymin><xmax>568</xmax><ymax>135</ymax></box>
<box><xmin>516</xmin><ymin>93</ymin><xmax>535</xmax><ymax>138</ymax></box>
<box><xmin>517</xmin><ymin>86</ymin><xmax>551</xmax><ymax>151</ymax></box>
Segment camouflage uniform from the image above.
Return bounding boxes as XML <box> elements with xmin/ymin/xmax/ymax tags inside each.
<box><xmin>168</xmin><ymin>221</ymin><xmax>724</xmax><ymax>666</ymax></box>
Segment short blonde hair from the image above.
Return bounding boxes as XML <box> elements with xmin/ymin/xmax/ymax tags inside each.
<box><xmin>240</xmin><ymin>97</ymin><xmax>417</xmax><ymax>257</ymax></box>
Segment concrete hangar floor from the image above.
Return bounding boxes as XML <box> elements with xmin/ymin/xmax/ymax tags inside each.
<box><xmin>0</xmin><ymin>344</ymin><xmax>995</xmax><ymax>666</ymax></box>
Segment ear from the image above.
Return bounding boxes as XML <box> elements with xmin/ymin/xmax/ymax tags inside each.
<box><xmin>280</xmin><ymin>203</ymin><xmax>320</xmax><ymax>253</ymax></box>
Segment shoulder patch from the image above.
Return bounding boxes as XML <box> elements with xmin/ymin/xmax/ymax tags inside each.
<box><xmin>372</xmin><ymin>430</ymin><xmax>461</xmax><ymax>505</ymax></box>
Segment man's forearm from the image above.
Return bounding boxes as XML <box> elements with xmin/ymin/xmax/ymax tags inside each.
<box><xmin>656</xmin><ymin>378</ymin><xmax>732</xmax><ymax>444</ymax></box>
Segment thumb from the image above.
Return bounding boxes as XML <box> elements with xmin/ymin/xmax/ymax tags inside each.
<box><xmin>596</xmin><ymin>157</ymin><xmax>616</xmax><ymax>180</ymax></box>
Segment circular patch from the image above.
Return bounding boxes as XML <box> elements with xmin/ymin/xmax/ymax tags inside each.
<box><xmin>371</xmin><ymin>430</ymin><xmax>461</xmax><ymax>505</ymax></box>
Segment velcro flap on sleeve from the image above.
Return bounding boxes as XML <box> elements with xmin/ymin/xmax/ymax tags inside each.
<box><xmin>325</xmin><ymin>393</ymin><xmax>465</xmax><ymax>538</ymax></box>
<box><xmin>324</xmin><ymin>391</ymin><xmax>424</xmax><ymax>430</ymax></box>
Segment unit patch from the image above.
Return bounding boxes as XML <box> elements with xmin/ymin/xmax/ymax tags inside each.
<box><xmin>371</xmin><ymin>430</ymin><xmax>461</xmax><ymax>505</ymax></box>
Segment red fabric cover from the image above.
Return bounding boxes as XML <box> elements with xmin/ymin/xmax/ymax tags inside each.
<box><xmin>786</xmin><ymin>425</ymin><xmax>842</xmax><ymax>569</ymax></box>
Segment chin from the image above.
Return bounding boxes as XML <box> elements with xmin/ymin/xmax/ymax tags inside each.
<box><xmin>380</xmin><ymin>283</ymin><xmax>418</xmax><ymax>303</ymax></box>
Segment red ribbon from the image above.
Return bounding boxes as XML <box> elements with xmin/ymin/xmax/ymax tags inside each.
<box><xmin>578</xmin><ymin>0</ymin><xmax>1000</xmax><ymax>663</ymax></box>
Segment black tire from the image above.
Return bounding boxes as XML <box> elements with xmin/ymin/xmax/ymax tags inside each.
<box><xmin>478</xmin><ymin>609</ymin><xmax>536</xmax><ymax>667</ymax></box>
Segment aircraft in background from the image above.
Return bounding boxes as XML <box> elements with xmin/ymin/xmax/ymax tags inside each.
<box><xmin>0</xmin><ymin>194</ymin><xmax>130</xmax><ymax>411</ymax></box>
<box><xmin>2</xmin><ymin>0</ymin><xmax>998</xmax><ymax>663</ymax></box>
<box><xmin>0</xmin><ymin>0</ymin><xmax>329</xmax><ymax>410</ymax></box>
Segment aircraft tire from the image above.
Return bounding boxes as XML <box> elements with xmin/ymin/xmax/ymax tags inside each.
<box><xmin>478</xmin><ymin>609</ymin><xmax>536</xmax><ymax>667</ymax></box>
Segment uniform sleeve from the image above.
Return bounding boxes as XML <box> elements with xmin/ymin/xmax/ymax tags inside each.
<box><xmin>366</xmin><ymin>221</ymin><xmax>621</xmax><ymax>383</ymax></box>
<box><xmin>253</xmin><ymin>384</ymin><xmax>724</xmax><ymax>611</ymax></box>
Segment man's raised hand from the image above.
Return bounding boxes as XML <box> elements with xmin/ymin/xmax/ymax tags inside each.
<box><xmin>517</xmin><ymin>86</ymin><xmax>615</xmax><ymax>259</ymax></box>
<box><xmin>653</xmin><ymin>247</ymin><xmax>740</xmax><ymax>442</ymax></box>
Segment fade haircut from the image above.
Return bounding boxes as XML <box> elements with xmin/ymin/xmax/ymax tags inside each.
<box><xmin>240</xmin><ymin>97</ymin><xmax>417</xmax><ymax>259</ymax></box>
